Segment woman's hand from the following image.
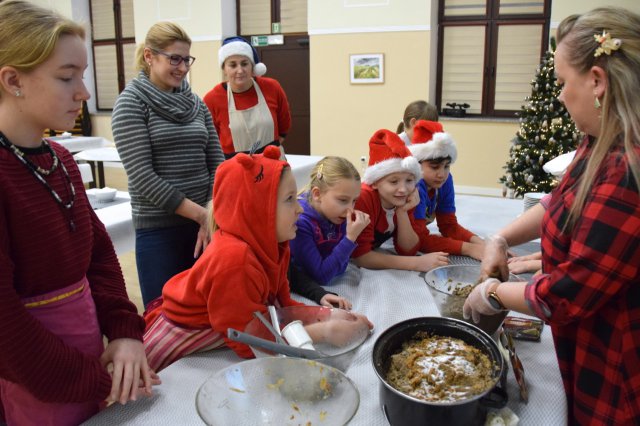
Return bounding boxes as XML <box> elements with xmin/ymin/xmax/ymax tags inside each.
<box><xmin>100</xmin><ymin>338</ymin><xmax>160</xmax><ymax>405</ymax></box>
<box><xmin>193</xmin><ymin>223</ymin><xmax>211</xmax><ymax>258</ymax></box>
<box><xmin>413</xmin><ymin>251</ymin><xmax>449</xmax><ymax>272</ymax></box>
<box><xmin>320</xmin><ymin>293</ymin><xmax>352</xmax><ymax>310</ymax></box>
<box><xmin>345</xmin><ymin>209</ymin><xmax>370</xmax><ymax>242</ymax></box>
<box><xmin>480</xmin><ymin>235</ymin><xmax>509</xmax><ymax>281</ymax></box>
<box><xmin>462</xmin><ymin>278</ymin><xmax>503</xmax><ymax>323</ymax></box>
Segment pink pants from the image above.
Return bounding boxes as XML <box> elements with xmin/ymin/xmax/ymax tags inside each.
<box><xmin>0</xmin><ymin>278</ymin><xmax>104</xmax><ymax>426</ymax></box>
<box><xmin>144</xmin><ymin>301</ymin><xmax>225</xmax><ymax>372</ymax></box>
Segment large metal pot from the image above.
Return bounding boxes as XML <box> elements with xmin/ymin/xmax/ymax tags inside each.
<box><xmin>372</xmin><ymin>317</ymin><xmax>508</xmax><ymax>426</ymax></box>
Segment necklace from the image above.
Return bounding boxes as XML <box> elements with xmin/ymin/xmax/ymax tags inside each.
<box><xmin>0</xmin><ymin>132</ymin><xmax>76</xmax><ymax>231</ymax></box>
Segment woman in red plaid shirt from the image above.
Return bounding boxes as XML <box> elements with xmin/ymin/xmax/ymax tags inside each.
<box><xmin>464</xmin><ymin>7</ymin><xmax>640</xmax><ymax>424</ymax></box>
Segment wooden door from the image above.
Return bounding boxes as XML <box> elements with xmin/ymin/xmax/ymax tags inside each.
<box><xmin>255</xmin><ymin>36</ymin><xmax>310</xmax><ymax>155</ymax></box>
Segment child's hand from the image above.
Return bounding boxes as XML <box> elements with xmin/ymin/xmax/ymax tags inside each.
<box><xmin>397</xmin><ymin>188</ymin><xmax>420</xmax><ymax>213</ymax></box>
<box><xmin>100</xmin><ymin>338</ymin><xmax>157</xmax><ymax>405</ymax></box>
<box><xmin>461</xmin><ymin>242</ymin><xmax>485</xmax><ymax>261</ymax></box>
<box><xmin>508</xmin><ymin>252</ymin><xmax>542</xmax><ymax>263</ymax></box>
<box><xmin>345</xmin><ymin>209</ymin><xmax>370</xmax><ymax>242</ymax></box>
<box><xmin>324</xmin><ymin>312</ymin><xmax>373</xmax><ymax>347</ymax></box>
<box><xmin>320</xmin><ymin>294</ymin><xmax>352</xmax><ymax>310</ymax></box>
<box><xmin>413</xmin><ymin>251</ymin><xmax>449</xmax><ymax>272</ymax></box>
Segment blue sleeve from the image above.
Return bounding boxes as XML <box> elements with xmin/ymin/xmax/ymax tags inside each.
<box><xmin>289</xmin><ymin>216</ymin><xmax>357</xmax><ymax>285</ymax></box>
<box><xmin>413</xmin><ymin>179</ymin><xmax>428</xmax><ymax>220</ymax></box>
<box><xmin>436</xmin><ymin>174</ymin><xmax>456</xmax><ymax>214</ymax></box>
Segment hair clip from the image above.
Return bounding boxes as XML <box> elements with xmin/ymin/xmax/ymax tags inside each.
<box><xmin>316</xmin><ymin>163</ymin><xmax>324</xmax><ymax>180</ymax></box>
<box><xmin>594</xmin><ymin>30</ymin><xmax>622</xmax><ymax>57</ymax></box>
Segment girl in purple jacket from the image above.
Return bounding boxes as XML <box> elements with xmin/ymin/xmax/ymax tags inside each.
<box><xmin>289</xmin><ymin>157</ymin><xmax>370</xmax><ymax>309</ymax></box>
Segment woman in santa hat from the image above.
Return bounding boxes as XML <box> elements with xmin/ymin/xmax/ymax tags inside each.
<box><xmin>203</xmin><ymin>37</ymin><xmax>291</xmax><ymax>159</ymax></box>
<box><xmin>351</xmin><ymin>129</ymin><xmax>449</xmax><ymax>272</ymax></box>
<box><xmin>409</xmin><ymin>120</ymin><xmax>485</xmax><ymax>260</ymax></box>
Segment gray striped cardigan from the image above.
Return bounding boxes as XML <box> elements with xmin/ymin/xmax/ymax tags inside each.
<box><xmin>112</xmin><ymin>72</ymin><xmax>224</xmax><ymax>229</ymax></box>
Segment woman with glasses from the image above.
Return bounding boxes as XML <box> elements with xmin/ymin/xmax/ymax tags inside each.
<box><xmin>464</xmin><ymin>7</ymin><xmax>640</xmax><ymax>423</ymax></box>
<box><xmin>203</xmin><ymin>36</ymin><xmax>291</xmax><ymax>159</ymax></box>
<box><xmin>112</xmin><ymin>22</ymin><xmax>224</xmax><ymax>308</ymax></box>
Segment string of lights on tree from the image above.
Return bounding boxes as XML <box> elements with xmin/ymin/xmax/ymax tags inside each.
<box><xmin>500</xmin><ymin>37</ymin><xmax>581</xmax><ymax>197</ymax></box>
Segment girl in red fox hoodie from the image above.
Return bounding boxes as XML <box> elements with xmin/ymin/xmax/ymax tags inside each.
<box><xmin>143</xmin><ymin>146</ymin><xmax>371</xmax><ymax>371</ymax></box>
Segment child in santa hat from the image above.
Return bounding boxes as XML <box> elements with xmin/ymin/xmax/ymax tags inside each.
<box><xmin>408</xmin><ymin>120</ymin><xmax>485</xmax><ymax>260</ymax></box>
<box><xmin>351</xmin><ymin>129</ymin><xmax>449</xmax><ymax>271</ymax></box>
<box><xmin>143</xmin><ymin>146</ymin><xmax>373</xmax><ymax>371</ymax></box>
<box><xmin>396</xmin><ymin>100</ymin><xmax>439</xmax><ymax>146</ymax></box>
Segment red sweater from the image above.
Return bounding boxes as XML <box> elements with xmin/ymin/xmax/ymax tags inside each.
<box><xmin>352</xmin><ymin>184</ymin><xmax>421</xmax><ymax>258</ymax></box>
<box><xmin>158</xmin><ymin>147</ymin><xmax>302</xmax><ymax>358</ymax></box>
<box><xmin>0</xmin><ymin>141</ymin><xmax>144</xmax><ymax>403</ymax></box>
<box><xmin>203</xmin><ymin>77</ymin><xmax>291</xmax><ymax>154</ymax></box>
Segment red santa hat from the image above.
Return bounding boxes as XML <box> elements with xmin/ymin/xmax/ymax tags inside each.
<box><xmin>408</xmin><ymin>120</ymin><xmax>457</xmax><ymax>163</ymax></box>
<box><xmin>363</xmin><ymin>129</ymin><xmax>421</xmax><ymax>185</ymax></box>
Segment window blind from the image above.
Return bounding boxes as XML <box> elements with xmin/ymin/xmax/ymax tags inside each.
<box><xmin>443</xmin><ymin>0</ymin><xmax>487</xmax><ymax>17</ymax></box>
<box><xmin>240</xmin><ymin>0</ymin><xmax>271</xmax><ymax>35</ymax></box>
<box><xmin>441</xmin><ymin>26</ymin><xmax>485</xmax><ymax>114</ymax></box>
<box><xmin>494</xmin><ymin>24</ymin><xmax>543</xmax><ymax>110</ymax></box>
<box><xmin>281</xmin><ymin>0</ymin><xmax>307</xmax><ymax>33</ymax></box>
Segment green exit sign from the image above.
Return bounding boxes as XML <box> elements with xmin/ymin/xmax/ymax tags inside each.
<box><xmin>272</xmin><ymin>22</ymin><xmax>281</xmax><ymax>33</ymax></box>
<box><xmin>251</xmin><ymin>35</ymin><xmax>269</xmax><ymax>47</ymax></box>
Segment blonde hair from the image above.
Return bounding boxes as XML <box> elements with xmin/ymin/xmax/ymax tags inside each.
<box><xmin>397</xmin><ymin>100</ymin><xmax>439</xmax><ymax>133</ymax></box>
<box><xmin>134</xmin><ymin>21</ymin><xmax>191</xmax><ymax>75</ymax></box>
<box><xmin>300</xmin><ymin>156</ymin><xmax>360</xmax><ymax>198</ymax></box>
<box><xmin>0</xmin><ymin>0</ymin><xmax>85</xmax><ymax>99</ymax></box>
<box><xmin>556</xmin><ymin>7</ymin><xmax>640</xmax><ymax>229</ymax></box>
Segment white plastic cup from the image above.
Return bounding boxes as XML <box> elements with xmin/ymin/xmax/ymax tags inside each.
<box><xmin>281</xmin><ymin>320</ymin><xmax>315</xmax><ymax>350</ymax></box>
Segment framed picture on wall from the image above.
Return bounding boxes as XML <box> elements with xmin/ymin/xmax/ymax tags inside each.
<box><xmin>350</xmin><ymin>53</ymin><xmax>384</xmax><ymax>84</ymax></box>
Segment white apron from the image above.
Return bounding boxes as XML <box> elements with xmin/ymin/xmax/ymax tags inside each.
<box><xmin>227</xmin><ymin>79</ymin><xmax>285</xmax><ymax>158</ymax></box>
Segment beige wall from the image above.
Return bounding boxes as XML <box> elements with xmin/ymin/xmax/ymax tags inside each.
<box><xmin>441</xmin><ymin>119</ymin><xmax>519</xmax><ymax>195</ymax></box>
<box><xmin>551</xmin><ymin>0</ymin><xmax>640</xmax><ymax>26</ymax></box>
<box><xmin>308</xmin><ymin>0</ymin><xmax>431</xmax><ymax>31</ymax></box>
<box><xmin>310</xmin><ymin>31</ymin><xmax>430</xmax><ymax>168</ymax></box>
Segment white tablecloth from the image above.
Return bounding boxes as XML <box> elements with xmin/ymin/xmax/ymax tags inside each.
<box><xmin>49</xmin><ymin>136</ymin><xmax>111</xmax><ymax>153</ymax></box>
<box><xmin>91</xmin><ymin>191</ymin><xmax>134</xmax><ymax>255</ymax></box>
<box><xmin>83</xmin><ymin>192</ymin><xmax>567</xmax><ymax>425</ymax></box>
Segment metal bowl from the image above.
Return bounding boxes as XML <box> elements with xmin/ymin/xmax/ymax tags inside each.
<box><xmin>424</xmin><ymin>265</ymin><xmax>523</xmax><ymax>335</ymax></box>
<box><xmin>196</xmin><ymin>357</ymin><xmax>359</xmax><ymax>426</ymax></box>
<box><xmin>244</xmin><ymin>305</ymin><xmax>370</xmax><ymax>371</ymax></box>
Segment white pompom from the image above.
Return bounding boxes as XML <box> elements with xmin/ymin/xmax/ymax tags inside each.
<box><xmin>253</xmin><ymin>62</ymin><xmax>267</xmax><ymax>76</ymax></box>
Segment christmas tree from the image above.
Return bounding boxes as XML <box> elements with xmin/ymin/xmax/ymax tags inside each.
<box><xmin>500</xmin><ymin>37</ymin><xmax>581</xmax><ymax>197</ymax></box>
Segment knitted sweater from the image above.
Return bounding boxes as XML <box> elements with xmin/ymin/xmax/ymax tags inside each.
<box><xmin>203</xmin><ymin>77</ymin><xmax>291</xmax><ymax>155</ymax></box>
<box><xmin>0</xmin><ymin>139</ymin><xmax>144</xmax><ymax>403</ymax></box>
<box><xmin>112</xmin><ymin>72</ymin><xmax>224</xmax><ymax>229</ymax></box>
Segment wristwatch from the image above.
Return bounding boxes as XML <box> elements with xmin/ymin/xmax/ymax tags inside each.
<box><xmin>488</xmin><ymin>288</ymin><xmax>506</xmax><ymax>311</ymax></box>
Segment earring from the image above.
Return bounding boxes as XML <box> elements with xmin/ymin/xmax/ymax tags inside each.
<box><xmin>594</xmin><ymin>95</ymin><xmax>601</xmax><ymax>109</ymax></box>
<box><xmin>14</xmin><ymin>89</ymin><xmax>21</xmax><ymax>97</ymax></box>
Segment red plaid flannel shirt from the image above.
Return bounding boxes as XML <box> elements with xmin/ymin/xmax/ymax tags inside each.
<box><xmin>525</xmin><ymin>137</ymin><xmax>640</xmax><ymax>424</ymax></box>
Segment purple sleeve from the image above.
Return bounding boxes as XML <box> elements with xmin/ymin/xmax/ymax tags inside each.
<box><xmin>289</xmin><ymin>216</ymin><xmax>357</xmax><ymax>285</ymax></box>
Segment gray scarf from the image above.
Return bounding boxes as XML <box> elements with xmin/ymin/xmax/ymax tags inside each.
<box><xmin>129</xmin><ymin>71</ymin><xmax>200</xmax><ymax>123</ymax></box>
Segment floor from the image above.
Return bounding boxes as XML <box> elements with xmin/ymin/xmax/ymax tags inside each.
<box><xmin>104</xmin><ymin>166</ymin><xmax>532</xmax><ymax>316</ymax></box>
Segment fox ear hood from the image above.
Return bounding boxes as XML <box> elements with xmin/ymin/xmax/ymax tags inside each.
<box><xmin>213</xmin><ymin>145</ymin><xmax>288</xmax><ymax>261</ymax></box>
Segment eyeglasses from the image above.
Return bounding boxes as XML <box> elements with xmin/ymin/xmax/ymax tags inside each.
<box><xmin>151</xmin><ymin>48</ymin><xmax>196</xmax><ymax>67</ymax></box>
<box><xmin>499</xmin><ymin>328</ymin><xmax>528</xmax><ymax>403</ymax></box>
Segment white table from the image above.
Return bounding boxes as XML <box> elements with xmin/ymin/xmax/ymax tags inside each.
<box><xmin>75</xmin><ymin>147</ymin><xmax>121</xmax><ymax>189</ymax></box>
<box><xmin>287</xmin><ymin>154</ymin><xmax>323</xmax><ymax>191</ymax></box>
<box><xmin>83</xmin><ymin>195</ymin><xmax>567</xmax><ymax>425</ymax></box>
<box><xmin>88</xmin><ymin>190</ymin><xmax>134</xmax><ymax>255</ymax></box>
<box><xmin>49</xmin><ymin>136</ymin><xmax>111</xmax><ymax>153</ymax></box>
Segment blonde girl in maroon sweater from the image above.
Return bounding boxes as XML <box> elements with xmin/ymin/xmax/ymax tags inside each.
<box><xmin>0</xmin><ymin>2</ymin><xmax>157</xmax><ymax>424</ymax></box>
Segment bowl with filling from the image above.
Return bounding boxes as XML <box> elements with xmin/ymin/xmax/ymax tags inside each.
<box><xmin>424</xmin><ymin>265</ymin><xmax>523</xmax><ymax>335</ymax></box>
<box><xmin>372</xmin><ymin>317</ymin><xmax>507</xmax><ymax>426</ymax></box>
<box><xmin>196</xmin><ymin>357</ymin><xmax>359</xmax><ymax>426</ymax></box>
